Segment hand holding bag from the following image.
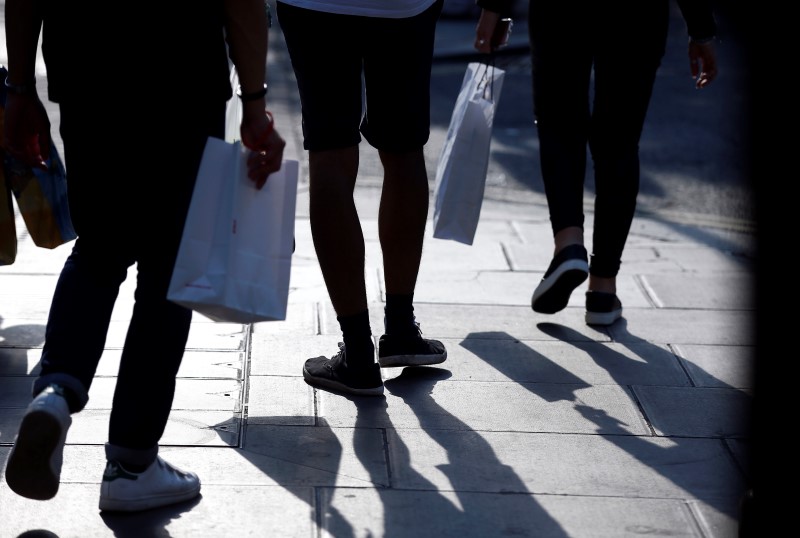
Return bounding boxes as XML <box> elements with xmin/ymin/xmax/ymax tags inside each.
<box><xmin>168</xmin><ymin>136</ymin><xmax>299</xmax><ymax>323</ymax></box>
<box><xmin>432</xmin><ymin>61</ymin><xmax>505</xmax><ymax>245</ymax></box>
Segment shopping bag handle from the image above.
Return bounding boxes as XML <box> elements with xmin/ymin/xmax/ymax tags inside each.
<box><xmin>476</xmin><ymin>55</ymin><xmax>497</xmax><ymax>103</ymax></box>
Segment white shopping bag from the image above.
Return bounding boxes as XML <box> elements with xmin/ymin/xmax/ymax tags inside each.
<box><xmin>168</xmin><ymin>136</ymin><xmax>298</xmax><ymax>323</ymax></box>
<box><xmin>432</xmin><ymin>61</ymin><xmax>504</xmax><ymax>245</ymax></box>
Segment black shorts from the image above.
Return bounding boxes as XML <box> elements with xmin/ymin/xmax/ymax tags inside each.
<box><xmin>276</xmin><ymin>0</ymin><xmax>443</xmax><ymax>153</ymax></box>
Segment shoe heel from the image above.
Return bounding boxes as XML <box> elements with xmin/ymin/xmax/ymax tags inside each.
<box><xmin>6</xmin><ymin>410</ymin><xmax>64</xmax><ymax>500</ymax></box>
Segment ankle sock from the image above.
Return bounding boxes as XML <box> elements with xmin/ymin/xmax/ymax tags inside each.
<box><xmin>337</xmin><ymin>310</ymin><xmax>374</xmax><ymax>365</ymax></box>
<box><xmin>384</xmin><ymin>293</ymin><xmax>416</xmax><ymax>336</ymax></box>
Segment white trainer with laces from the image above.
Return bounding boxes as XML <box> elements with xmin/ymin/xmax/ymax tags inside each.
<box><xmin>5</xmin><ymin>384</ymin><xmax>72</xmax><ymax>500</ymax></box>
<box><xmin>99</xmin><ymin>455</ymin><xmax>201</xmax><ymax>512</ymax></box>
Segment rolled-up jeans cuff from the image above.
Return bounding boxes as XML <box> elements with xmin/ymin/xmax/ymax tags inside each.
<box><xmin>32</xmin><ymin>373</ymin><xmax>88</xmax><ymax>412</ymax></box>
<box><xmin>105</xmin><ymin>443</ymin><xmax>159</xmax><ymax>468</ymax></box>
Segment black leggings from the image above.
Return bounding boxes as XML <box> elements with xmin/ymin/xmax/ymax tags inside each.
<box><xmin>529</xmin><ymin>0</ymin><xmax>669</xmax><ymax>277</ymax></box>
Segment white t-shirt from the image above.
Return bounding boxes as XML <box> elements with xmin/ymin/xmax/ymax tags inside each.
<box><xmin>276</xmin><ymin>0</ymin><xmax>438</xmax><ymax>18</ymax></box>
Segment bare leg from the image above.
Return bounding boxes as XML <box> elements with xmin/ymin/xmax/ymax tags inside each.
<box><xmin>308</xmin><ymin>146</ymin><xmax>367</xmax><ymax>317</ymax></box>
<box><xmin>377</xmin><ymin>148</ymin><xmax>429</xmax><ymax>295</ymax></box>
<box><xmin>588</xmin><ymin>275</ymin><xmax>616</xmax><ymax>294</ymax></box>
<box><xmin>553</xmin><ymin>226</ymin><xmax>584</xmax><ymax>255</ymax></box>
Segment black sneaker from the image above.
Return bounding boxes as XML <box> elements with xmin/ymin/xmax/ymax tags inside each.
<box><xmin>585</xmin><ymin>291</ymin><xmax>623</xmax><ymax>326</ymax></box>
<box><xmin>303</xmin><ymin>343</ymin><xmax>384</xmax><ymax>396</ymax></box>
<box><xmin>378</xmin><ymin>322</ymin><xmax>447</xmax><ymax>368</ymax></box>
<box><xmin>531</xmin><ymin>244</ymin><xmax>589</xmax><ymax>314</ymax></box>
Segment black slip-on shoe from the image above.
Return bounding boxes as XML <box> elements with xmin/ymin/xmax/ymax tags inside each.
<box><xmin>585</xmin><ymin>291</ymin><xmax>623</xmax><ymax>326</ymax></box>
<box><xmin>531</xmin><ymin>244</ymin><xmax>589</xmax><ymax>314</ymax></box>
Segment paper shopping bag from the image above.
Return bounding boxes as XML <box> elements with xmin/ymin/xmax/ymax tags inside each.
<box><xmin>432</xmin><ymin>61</ymin><xmax>504</xmax><ymax>245</ymax></box>
<box><xmin>168</xmin><ymin>136</ymin><xmax>298</xmax><ymax>323</ymax></box>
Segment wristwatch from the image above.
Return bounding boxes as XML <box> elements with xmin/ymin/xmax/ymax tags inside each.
<box><xmin>236</xmin><ymin>84</ymin><xmax>268</xmax><ymax>102</ymax></box>
<box><xmin>4</xmin><ymin>76</ymin><xmax>35</xmax><ymax>95</ymax></box>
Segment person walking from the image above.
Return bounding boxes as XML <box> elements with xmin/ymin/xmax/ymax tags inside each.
<box><xmin>275</xmin><ymin>0</ymin><xmax>448</xmax><ymax>397</ymax></box>
<box><xmin>473</xmin><ymin>0</ymin><xmax>718</xmax><ymax>325</ymax></box>
<box><xmin>2</xmin><ymin>0</ymin><xmax>285</xmax><ymax>512</ymax></box>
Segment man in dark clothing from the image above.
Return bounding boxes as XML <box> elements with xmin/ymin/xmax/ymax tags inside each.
<box><xmin>2</xmin><ymin>0</ymin><xmax>285</xmax><ymax>512</ymax></box>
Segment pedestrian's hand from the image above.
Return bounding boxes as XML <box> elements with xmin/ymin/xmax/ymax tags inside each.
<box><xmin>240</xmin><ymin>108</ymin><xmax>286</xmax><ymax>189</ymax></box>
<box><xmin>2</xmin><ymin>92</ymin><xmax>51</xmax><ymax>171</ymax></box>
<box><xmin>474</xmin><ymin>9</ymin><xmax>501</xmax><ymax>54</ymax></box>
<box><xmin>688</xmin><ymin>39</ymin><xmax>718</xmax><ymax>89</ymax></box>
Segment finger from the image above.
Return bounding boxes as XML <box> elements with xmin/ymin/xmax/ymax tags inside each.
<box><xmin>6</xmin><ymin>141</ymin><xmax>47</xmax><ymax>170</ymax></box>
<box><xmin>27</xmin><ymin>146</ymin><xmax>48</xmax><ymax>170</ymax></box>
<box><xmin>246</xmin><ymin>151</ymin><xmax>282</xmax><ymax>188</ymax></box>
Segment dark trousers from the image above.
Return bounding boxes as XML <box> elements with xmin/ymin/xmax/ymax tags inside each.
<box><xmin>529</xmin><ymin>0</ymin><xmax>669</xmax><ymax>277</ymax></box>
<box><xmin>33</xmin><ymin>96</ymin><xmax>225</xmax><ymax>452</ymax></box>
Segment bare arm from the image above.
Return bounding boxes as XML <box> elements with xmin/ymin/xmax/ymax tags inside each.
<box><xmin>3</xmin><ymin>0</ymin><xmax>50</xmax><ymax>169</ymax></box>
<box><xmin>223</xmin><ymin>0</ymin><xmax>269</xmax><ymax>98</ymax></box>
<box><xmin>474</xmin><ymin>0</ymin><xmax>513</xmax><ymax>53</ymax></box>
<box><xmin>222</xmin><ymin>0</ymin><xmax>285</xmax><ymax>188</ymax></box>
<box><xmin>675</xmin><ymin>0</ymin><xmax>718</xmax><ymax>89</ymax></box>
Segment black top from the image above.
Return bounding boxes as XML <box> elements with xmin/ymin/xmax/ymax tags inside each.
<box><xmin>40</xmin><ymin>0</ymin><xmax>233</xmax><ymax>103</ymax></box>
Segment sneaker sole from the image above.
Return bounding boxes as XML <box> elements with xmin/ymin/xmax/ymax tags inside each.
<box><xmin>378</xmin><ymin>351</ymin><xmax>448</xmax><ymax>368</ymax></box>
<box><xmin>585</xmin><ymin>308</ymin><xmax>623</xmax><ymax>326</ymax></box>
<box><xmin>531</xmin><ymin>260</ymin><xmax>589</xmax><ymax>314</ymax></box>
<box><xmin>99</xmin><ymin>486</ymin><xmax>201</xmax><ymax>512</ymax></box>
<box><xmin>5</xmin><ymin>410</ymin><xmax>64</xmax><ymax>500</ymax></box>
<box><xmin>302</xmin><ymin>368</ymin><xmax>384</xmax><ymax>396</ymax></box>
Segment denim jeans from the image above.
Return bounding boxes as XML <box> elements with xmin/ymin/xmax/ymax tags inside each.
<box><xmin>33</xmin><ymin>96</ymin><xmax>225</xmax><ymax>453</ymax></box>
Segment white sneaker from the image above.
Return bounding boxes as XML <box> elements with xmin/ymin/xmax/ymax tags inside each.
<box><xmin>4</xmin><ymin>385</ymin><xmax>72</xmax><ymax>500</ymax></box>
<box><xmin>99</xmin><ymin>456</ymin><xmax>201</xmax><ymax>512</ymax></box>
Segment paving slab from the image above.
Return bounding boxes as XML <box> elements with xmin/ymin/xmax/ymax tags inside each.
<box><xmin>316</xmin><ymin>377</ymin><xmax>651</xmax><ymax>435</ymax></box>
<box><xmin>385</xmin><ymin>429</ymin><xmax>746</xmax><ymax>502</ymax></box>
<box><xmin>318</xmin><ymin>488</ymin><xmax>725</xmax><ymax>538</ymax></box>
<box><xmin>673</xmin><ymin>344</ymin><xmax>755</xmax><ymax>389</ymax></box>
<box><xmin>634</xmin><ymin>385</ymin><xmax>752</xmax><ymax>438</ymax></box>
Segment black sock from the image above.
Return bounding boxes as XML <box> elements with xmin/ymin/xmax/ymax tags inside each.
<box><xmin>338</xmin><ymin>310</ymin><xmax>374</xmax><ymax>365</ymax></box>
<box><xmin>384</xmin><ymin>293</ymin><xmax>416</xmax><ymax>336</ymax></box>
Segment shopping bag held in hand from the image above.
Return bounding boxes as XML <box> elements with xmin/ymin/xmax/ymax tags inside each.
<box><xmin>0</xmin><ymin>64</ymin><xmax>76</xmax><ymax>257</ymax></box>
<box><xmin>432</xmin><ymin>61</ymin><xmax>505</xmax><ymax>245</ymax></box>
<box><xmin>4</xmin><ymin>145</ymin><xmax>75</xmax><ymax>250</ymax></box>
<box><xmin>168</xmin><ymin>137</ymin><xmax>298</xmax><ymax>323</ymax></box>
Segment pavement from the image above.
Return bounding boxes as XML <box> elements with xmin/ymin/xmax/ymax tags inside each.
<box><xmin>0</xmin><ymin>9</ymin><xmax>756</xmax><ymax>538</ymax></box>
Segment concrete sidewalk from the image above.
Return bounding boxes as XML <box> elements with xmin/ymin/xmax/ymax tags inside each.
<box><xmin>0</xmin><ymin>12</ymin><xmax>754</xmax><ymax>538</ymax></box>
